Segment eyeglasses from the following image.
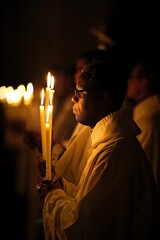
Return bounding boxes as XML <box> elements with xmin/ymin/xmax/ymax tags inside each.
<box><xmin>74</xmin><ymin>89</ymin><xmax>88</xmax><ymax>98</ymax></box>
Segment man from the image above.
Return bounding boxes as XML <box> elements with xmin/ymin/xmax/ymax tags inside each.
<box><xmin>38</xmin><ymin>62</ymin><xmax>157</xmax><ymax>239</ymax></box>
<box><xmin>53</xmin><ymin>48</ymin><xmax>113</xmax><ymax>185</ymax></box>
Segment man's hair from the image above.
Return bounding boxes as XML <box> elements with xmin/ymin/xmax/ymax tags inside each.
<box><xmin>80</xmin><ymin>61</ymin><xmax>127</xmax><ymax>110</ymax></box>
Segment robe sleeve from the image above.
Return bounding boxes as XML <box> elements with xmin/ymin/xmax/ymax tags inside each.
<box><xmin>43</xmin><ymin>184</ymin><xmax>78</xmax><ymax>239</ymax></box>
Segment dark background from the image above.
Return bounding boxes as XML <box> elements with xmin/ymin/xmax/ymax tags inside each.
<box><xmin>2</xmin><ymin>0</ymin><xmax>160</xmax><ymax>87</ymax></box>
<box><xmin>2</xmin><ymin>0</ymin><xmax>113</xmax><ymax>87</ymax></box>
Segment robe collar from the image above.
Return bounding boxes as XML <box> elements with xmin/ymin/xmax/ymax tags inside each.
<box><xmin>91</xmin><ymin>108</ymin><xmax>141</xmax><ymax>148</ymax></box>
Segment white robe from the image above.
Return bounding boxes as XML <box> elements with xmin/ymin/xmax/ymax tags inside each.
<box><xmin>53</xmin><ymin>123</ymin><xmax>91</xmax><ymax>185</ymax></box>
<box><xmin>133</xmin><ymin>94</ymin><xmax>160</xmax><ymax>191</ymax></box>
<box><xmin>43</xmin><ymin>109</ymin><xmax>157</xmax><ymax>240</ymax></box>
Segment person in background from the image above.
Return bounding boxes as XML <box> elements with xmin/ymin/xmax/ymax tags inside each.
<box><xmin>126</xmin><ymin>57</ymin><xmax>160</xmax><ymax>220</ymax></box>
<box><xmin>74</xmin><ymin>48</ymin><xmax>112</xmax><ymax>81</ymax></box>
<box><xmin>38</xmin><ymin>61</ymin><xmax>158</xmax><ymax>240</ymax></box>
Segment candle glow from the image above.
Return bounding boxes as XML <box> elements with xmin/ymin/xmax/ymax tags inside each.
<box><xmin>45</xmin><ymin>122</ymin><xmax>52</xmax><ymax>180</ymax></box>
<box><xmin>47</xmin><ymin>72</ymin><xmax>51</xmax><ymax>88</ymax></box>
<box><xmin>41</xmin><ymin>88</ymin><xmax>45</xmax><ymax>105</ymax></box>
<box><xmin>45</xmin><ymin>106</ymin><xmax>52</xmax><ymax>179</ymax></box>
<box><xmin>51</xmin><ymin>76</ymin><xmax>54</xmax><ymax>89</ymax></box>
<box><xmin>40</xmin><ymin>88</ymin><xmax>46</xmax><ymax>160</ymax></box>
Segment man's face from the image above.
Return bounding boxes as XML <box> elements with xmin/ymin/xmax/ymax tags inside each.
<box><xmin>72</xmin><ymin>77</ymin><xmax>100</xmax><ymax>128</ymax></box>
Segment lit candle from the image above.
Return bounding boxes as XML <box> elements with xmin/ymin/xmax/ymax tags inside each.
<box><xmin>50</xmin><ymin>75</ymin><xmax>55</xmax><ymax>99</ymax></box>
<box><xmin>45</xmin><ymin>107</ymin><xmax>52</xmax><ymax>180</ymax></box>
<box><xmin>51</xmin><ymin>75</ymin><xmax>55</xmax><ymax>90</ymax></box>
<box><xmin>24</xmin><ymin>91</ymin><xmax>33</xmax><ymax>106</ymax></box>
<box><xmin>49</xmin><ymin>75</ymin><xmax>55</xmax><ymax>146</ymax></box>
<box><xmin>39</xmin><ymin>72</ymin><xmax>55</xmax><ymax>179</ymax></box>
<box><xmin>39</xmin><ymin>88</ymin><xmax>46</xmax><ymax>160</ymax></box>
<box><xmin>49</xmin><ymin>93</ymin><xmax>53</xmax><ymax>144</ymax></box>
<box><xmin>45</xmin><ymin>72</ymin><xmax>51</xmax><ymax>111</ymax></box>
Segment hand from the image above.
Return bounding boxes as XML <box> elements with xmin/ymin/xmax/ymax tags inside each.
<box><xmin>37</xmin><ymin>178</ymin><xmax>63</xmax><ymax>202</ymax></box>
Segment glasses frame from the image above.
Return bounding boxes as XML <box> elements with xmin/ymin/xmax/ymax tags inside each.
<box><xmin>74</xmin><ymin>89</ymin><xmax>88</xmax><ymax>98</ymax></box>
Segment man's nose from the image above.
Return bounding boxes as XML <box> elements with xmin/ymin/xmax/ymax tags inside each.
<box><xmin>71</xmin><ymin>94</ymin><xmax>78</xmax><ymax>103</ymax></box>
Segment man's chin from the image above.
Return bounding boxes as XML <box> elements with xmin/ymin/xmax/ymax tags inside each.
<box><xmin>75</xmin><ymin>115</ymin><xmax>79</xmax><ymax>122</ymax></box>
<box><xmin>74</xmin><ymin>114</ymin><xmax>85</xmax><ymax>125</ymax></box>
<box><xmin>74</xmin><ymin>115</ymin><xmax>82</xmax><ymax>124</ymax></box>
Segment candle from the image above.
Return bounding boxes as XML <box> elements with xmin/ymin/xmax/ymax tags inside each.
<box><xmin>45</xmin><ymin>72</ymin><xmax>51</xmax><ymax>112</ymax></box>
<box><xmin>39</xmin><ymin>88</ymin><xmax>46</xmax><ymax>160</ymax></box>
<box><xmin>51</xmin><ymin>75</ymin><xmax>54</xmax><ymax>90</ymax></box>
<box><xmin>50</xmin><ymin>75</ymin><xmax>55</xmax><ymax>100</ymax></box>
<box><xmin>45</xmin><ymin>108</ymin><xmax>52</xmax><ymax>180</ymax></box>
<box><xmin>49</xmin><ymin>75</ymin><xmax>55</xmax><ymax>147</ymax></box>
<box><xmin>49</xmin><ymin>94</ymin><xmax>53</xmax><ymax>145</ymax></box>
<box><xmin>47</xmin><ymin>72</ymin><xmax>51</xmax><ymax>87</ymax></box>
<box><xmin>39</xmin><ymin>72</ymin><xmax>55</xmax><ymax>180</ymax></box>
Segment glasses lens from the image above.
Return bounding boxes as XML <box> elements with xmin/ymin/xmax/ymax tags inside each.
<box><xmin>74</xmin><ymin>89</ymin><xmax>79</xmax><ymax>98</ymax></box>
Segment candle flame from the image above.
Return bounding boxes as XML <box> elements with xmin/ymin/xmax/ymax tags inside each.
<box><xmin>41</xmin><ymin>88</ymin><xmax>45</xmax><ymax>105</ymax></box>
<box><xmin>47</xmin><ymin>72</ymin><xmax>51</xmax><ymax>88</ymax></box>
<box><xmin>27</xmin><ymin>82</ymin><xmax>34</xmax><ymax>94</ymax></box>
<box><xmin>51</xmin><ymin>76</ymin><xmax>54</xmax><ymax>89</ymax></box>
